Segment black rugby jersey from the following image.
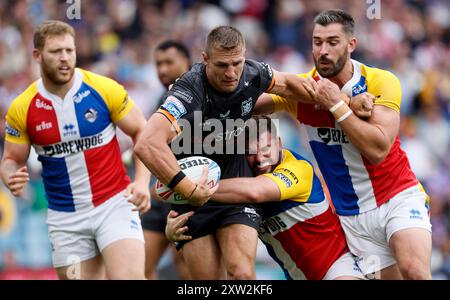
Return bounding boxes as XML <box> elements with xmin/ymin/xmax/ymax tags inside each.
<box><xmin>157</xmin><ymin>59</ymin><xmax>274</xmax><ymax>179</ymax></box>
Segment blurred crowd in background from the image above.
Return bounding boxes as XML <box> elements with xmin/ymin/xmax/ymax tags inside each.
<box><xmin>0</xmin><ymin>0</ymin><xmax>449</xmax><ymax>279</ymax></box>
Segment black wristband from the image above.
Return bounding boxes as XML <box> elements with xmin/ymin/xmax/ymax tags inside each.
<box><xmin>168</xmin><ymin>171</ymin><xmax>186</xmax><ymax>189</ymax></box>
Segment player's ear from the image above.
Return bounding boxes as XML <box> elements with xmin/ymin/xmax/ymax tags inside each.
<box><xmin>348</xmin><ymin>36</ymin><xmax>356</xmax><ymax>54</ymax></box>
<box><xmin>32</xmin><ymin>48</ymin><xmax>41</xmax><ymax>64</ymax></box>
<box><xmin>202</xmin><ymin>51</ymin><xmax>209</xmax><ymax>65</ymax></box>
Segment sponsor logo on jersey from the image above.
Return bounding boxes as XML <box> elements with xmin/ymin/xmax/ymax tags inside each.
<box><xmin>317</xmin><ymin>128</ymin><xmax>349</xmax><ymax>144</ymax></box>
<box><xmin>118</xmin><ymin>94</ymin><xmax>130</xmax><ymax>113</ymax></box>
<box><xmin>5</xmin><ymin>122</ymin><xmax>20</xmax><ymax>137</ymax></box>
<box><xmin>272</xmin><ymin>172</ymin><xmax>293</xmax><ymax>188</ymax></box>
<box><xmin>219</xmin><ymin>110</ymin><xmax>230</xmax><ymax>119</ymax></box>
<box><xmin>173</xmin><ymin>90</ymin><xmax>193</xmax><ymax>103</ymax></box>
<box><xmin>318</xmin><ymin>128</ymin><xmax>331</xmax><ymax>144</ymax></box>
<box><xmin>352</xmin><ymin>76</ymin><xmax>367</xmax><ymax>96</ymax></box>
<box><xmin>262</xmin><ymin>62</ymin><xmax>273</xmax><ymax>78</ymax></box>
<box><xmin>130</xmin><ymin>219</ymin><xmax>140</xmax><ymax>231</ymax></box>
<box><xmin>409</xmin><ymin>209</ymin><xmax>423</xmax><ymax>220</ymax></box>
<box><xmin>353</xmin><ymin>260</ymin><xmax>363</xmax><ymax>273</ymax></box>
<box><xmin>259</xmin><ymin>215</ymin><xmax>287</xmax><ymax>235</ymax></box>
<box><xmin>84</xmin><ymin>108</ymin><xmax>98</xmax><ymax>123</ymax></box>
<box><xmin>73</xmin><ymin>90</ymin><xmax>91</xmax><ymax>104</ymax></box>
<box><xmin>36</xmin><ymin>121</ymin><xmax>53</xmax><ymax>132</ymax></box>
<box><xmin>278</xmin><ymin>168</ymin><xmax>299</xmax><ymax>184</ymax></box>
<box><xmin>42</xmin><ymin>133</ymin><xmax>104</xmax><ymax>157</ymax></box>
<box><xmin>63</xmin><ymin>123</ymin><xmax>78</xmax><ymax>137</ymax></box>
<box><xmin>241</xmin><ymin>97</ymin><xmax>253</xmax><ymax>116</ymax></box>
<box><xmin>35</xmin><ymin>99</ymin><xmax>53</xmax><ymax>111</ymax></box>
<box><xmin>162</xmin><ymin>96</ymin><xmax>187</xmax><ymax>120</ymax></box>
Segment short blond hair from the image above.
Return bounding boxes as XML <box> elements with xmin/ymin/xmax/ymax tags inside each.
<box><xmin>33</xmin><ymin>20</ymin><xmax>75</xmax><ymax>50</ymax></box>
<box><xmin>205</xmin><ymin>26</ymin><xmax>245</xmax><ymax>55</ymax></box>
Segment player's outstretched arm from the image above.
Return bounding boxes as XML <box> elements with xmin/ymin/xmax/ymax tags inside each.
<box><xmin>211</xmin><ymin>176</ymin><xmax>280</xmax><ymax>203</ymax></box>
<box><xmin>262</xmin><ymin>69</ymin><xmax>373</xmax><ymax>116</ymax></box>
<box><xmin>0</xmin><ymin>142</ymin><xmax>31</xmax><ymax>197</ymax></box>
<box><xmin>270</xmin><ymin>70</ymin><xmax>315</xmax><ymax>103</ymax></box>
<box><xmin>254</xmin><ymin>91</ymin><xmax>374</xmax><ymax>118</ymax></box>
<box><xmin>269</xmin><ymin>69</ymin><xmax>352</xmax><ymax>105</ymax></box>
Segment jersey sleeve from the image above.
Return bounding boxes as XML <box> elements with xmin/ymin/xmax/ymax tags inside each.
<box><xmin>368</xmin><ymin>70</ymin><xmax>402</xmax><ymax>112</ymax></box>
<box><xmin>156</xmin><ymin>74</ymin><xmax>202</xmax><ymax>134</ymax></box>
<box><xmin>5</xmin><ymin>98</ymin><xmax>30</xmax><ymax>145</ymax></box>
<box><xmin>262</xmin><ymin>159</ymin><xmax>315</xmax><ymax>202</ymax></box>
<box><xmin>105</xmin><ymin>81</ymin><xmax>135</xmax><ymax>123</ymax></box>
<box><xmin>255</xmin><ymin>61</ymin><xmax>275</xmax><ymax>93</ymax></box>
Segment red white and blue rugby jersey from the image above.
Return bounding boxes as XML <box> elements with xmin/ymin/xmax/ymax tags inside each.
<box><xmin>5</xmin><ymin>68</ymin><xmax>132</xmax><ymax>212</ymax></box>
<box><xmin>258</xmin><ymin>149</ymin><xmax>349</xmax><ymax>280</ymax></box>
<box><xmin>272</xmin><ymin>60</ymin><xmax>419</xmax><ymax>216</ymax></box>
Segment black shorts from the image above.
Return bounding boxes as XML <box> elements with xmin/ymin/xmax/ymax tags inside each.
<box><xmin>140</xmin><ymin>199</ymin><xmax>172</xmax><ymax>233</ymax></box>
<box><xmin>173</xmin><ymin>201</ymin><xmax>262</xmax><ymax>250</ymax></box>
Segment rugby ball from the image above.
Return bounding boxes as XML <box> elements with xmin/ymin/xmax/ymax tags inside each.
<box><xmin>155</xmin><ymin>156</ymin><xmax>221</xmax><ymax>205</ymax></box>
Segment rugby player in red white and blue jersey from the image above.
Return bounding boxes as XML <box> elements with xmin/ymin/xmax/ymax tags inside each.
<box><xmin>1</xmin><ymin>20</ymin><xmax>150</xmax><ymax>280</ymax></box>
<box><xmin>260</xmin><ymin>10</ymin><xmax>432</xmax><ymax>280</ymax></box>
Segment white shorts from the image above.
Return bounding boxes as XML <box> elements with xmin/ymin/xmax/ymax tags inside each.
<box><xmin>47</xmin><ymin>190</ymin><xmax>144</xmax><ymax>268</ymax></box>
<box><xmin>339</xmin><ymin>185</ymin><xmax>432</xmax><ymax>276</ymax></box>
<box><xmin>323</xmin><ymin>252</ymin><xmax>365</xmax><ymax>280</ymax></box>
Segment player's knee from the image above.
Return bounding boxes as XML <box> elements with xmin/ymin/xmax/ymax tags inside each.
<box><xmin>398</xmin><ymin>259</ymin><xmax>431</xmax><ymax>280</ymax></box>
<box><xmin>173</xmin><ymin>260</ymin><xmax>191</xmax><ymax>280</ymax></box>
<box><xmin>226</xmin><ymin>263</ymin><xmax>255</xmax><ymax>280</ymax></box>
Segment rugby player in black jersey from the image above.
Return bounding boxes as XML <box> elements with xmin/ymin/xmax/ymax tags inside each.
<box><xmin>135</xmin><ymin>26</ymin><xmax>338</xmax><ymax>279</ymax></box>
